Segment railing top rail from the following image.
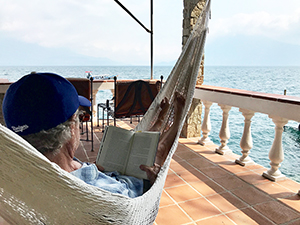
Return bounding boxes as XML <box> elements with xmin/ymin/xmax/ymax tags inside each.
<box><xmin>197</xmin><ymin>85</ymin><xmax>300</xmax><ymax>106</ymax></box>
<box><xmin>195</xmin><ymin>85</ymin><xmax>300</xmax><ymax>122</ymax></box>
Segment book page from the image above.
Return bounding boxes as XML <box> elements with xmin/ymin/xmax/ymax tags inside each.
<box><xmin>125</xmin><ymin>131</ymin><xmax>160</xmax><ymax>179</ymax></box>
<box><xmin>96</xmin><ymin>126</ymin><xmax>134</xmax><ymax>174</ymax></box>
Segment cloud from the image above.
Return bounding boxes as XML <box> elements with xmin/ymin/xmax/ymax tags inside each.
<box><xmin>208</xmin><ymin>8</ymin><xmax>300</xmax><ymax>46</ymax></box>
<box><xmin>0</xmin><ymin>0</ymin><xmax>120</xmax><ymax>46</ymax></box>
<box><xmin>0</xmin><ymin>0</ymin><xmax>183</xmax><ymax>65</ymax></box>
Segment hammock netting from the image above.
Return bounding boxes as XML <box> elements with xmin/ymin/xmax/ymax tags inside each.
<box><xmin>0</xmin><ymin>1</ymin><xmax>210</xmax><ymax>224</ymax></box>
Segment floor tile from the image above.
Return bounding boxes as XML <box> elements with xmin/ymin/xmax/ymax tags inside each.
<box><xmin>176</xmin><ymin>150</ymin><xmax>202</xmax><ymax>161</ymax></box>
<box><xmin>253</xmin><ymin>200</ymin><xmax>300</xmax><ymax>224</ymax></box>
<box><xmin>226</xmin><ymin>210</ymin><xmax>261</xmax><ymax>225</ymax></box>
<box><xmin>176</xmin><ymin>169</ymin><xmax>209</xmax><ymax>183</ymax></box>
<box><xmin>177</xmin><ymin>138</ymin><xmax>196</xmax><ymax>144</ymax></box>
<box><xmin>169</xmin><ymin>160</ymin><xmax>195</xmax><ymax>173</ymax></box>
<box><xmin>279</xmin><ymin>194</ymin><xmax>300</xmax><ymax>212</ymax></box>
<box><xmin>155</xmin><ymin>205</ymin><xmax>192</xmax><ymax>225</ymax></box>
<box><xmin>172</xmin><ymin>154</ymin><xmax>184</xmax><ymax>162</ymax></box>
<box><xmin>231</xmin><ymin>185</ymin><xmax>273</xmax><ymax>205</ymax></box>
<box><xmin>187</xmin><ymin>157</ymin><xmax>216</xmax><ymax>170</ymax></box>
<box><xmin>183</xmin><ymin>142</ymin><xmax>206</xmax><ymax>148</ymax></box>
<box><xmin>219</xmin><ymin>161</ymin><xmax>252</xmax><ymax>174</ymax></box>
<box><xmin>213</xmin><ymin>174</ymin><xmax>249</xmax><ymax>191</ymax></box>
<box><xmin>246</xmin><ymin>164</ymin><xmax>265</xmax><ymax>170</ymax></box>
<box><xmin>239</xmin><ymin>207</ymin><xmax>276</xmax><ymax>225</ymax></box>
<box><xmin>277</xmin><ymin>179</ymin><xmax>300</xmax><ymax>193</ymax></box>
<box><xmin>236</xmin><ymin>170</ymin><xmax>271</xmax><ymax>185</ymax></box>
<box><xmin>196</xmin><ymin>215</ymin><xmax>235</xmax><ymax>225</ymax></box>
<box><xmin>165</xmin><ymin>184</ymin><xmax>202</xmax><ymax>202</ymax></box>
<box><xmin>164</xmin><ymin>173</ymin><xmax>186</xmax><ymax>188</ymax></box>
<box><xmin>159</xmin><ymin>190</ymin><xmax>176</xmax><ymax>207</ymax></box>
<box><xmin>179</xmin><ymin>198</ymin><xmax>222</xmax><ymax>221</ymax></box>
<box><xmin>206</xmin><ymin>192</ymin><xmax>248</xmax><ymax>213</ymax></box>
<box><xmin>196</xmin><ymin>149</ymin><xmax>220</xmax><ymax>158</ymax></box>
<box><xmin>286</xmin><ymin>217</ymin><xmax>300</xmax><ymax>225</ymax></box>
<box><xmin>176</xmin><ymin>143</ymin><xmax>191</xmax><ymax>153</ymax></box>
<box><xmin>255</xmin><ymin>182</ymin><xmax>296</xmax><ymax>199</ymax></box>
<box><xmin>200</xmin><ymin>166</ymin><xmax>231</xmax><ymax>179</ymax></box>
<box><xmin>189</xmin><ymin>180</ymin><xmax>225</xmax><ymax>197</ymax></box>
<box><xmin>204</xmin><ymin>154</ymin><xmax>235</xmax><ymax>164</ymax></box>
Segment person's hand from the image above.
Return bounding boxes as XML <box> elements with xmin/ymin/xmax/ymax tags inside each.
<box><xmin>139</xmin><ymin>163</ymin><xmax>161</xmax><ymax>185</ymax></box>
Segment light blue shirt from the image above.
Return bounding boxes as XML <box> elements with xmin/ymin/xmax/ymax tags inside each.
<box><xmin>70</xmin><ymin>162</ymin><xmax>144</xmax><ymax>198</ymax></box>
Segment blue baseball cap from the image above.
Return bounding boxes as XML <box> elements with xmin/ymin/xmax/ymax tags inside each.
<box><xmin>2</xmin><ymin>72</ymin><xmax>91</xmax><ymax>136</ymax></box>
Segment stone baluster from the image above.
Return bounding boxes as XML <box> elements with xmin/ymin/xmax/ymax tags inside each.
<box><xmin>198</xmin><ymin>100</ymin><xmax>213</xmax><ymax>145</ymax></box>
<box><xmin>236</xmin><ymin>109</ymin><xmax>255</xmax><ymax>166</ymax></box>
<box><xmin>263</xmin><ymin>115</ymin><xmax>288</xmax><ymax>181</ymax></box>
<box><xmin>215</xmin><ymin>104</ymin><xmax>232</xmax><ymax>155</ymax></box>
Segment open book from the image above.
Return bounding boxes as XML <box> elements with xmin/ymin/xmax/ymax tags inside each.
<box><xmin>96</xmin><ymin>126</ymin><xmax>160</xmax><ymax>180</ymax></box>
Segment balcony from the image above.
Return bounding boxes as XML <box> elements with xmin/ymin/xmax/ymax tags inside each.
<box><xmin>1</xmin><ymin>81</ymin><xmax>300</xmax><ymax>224</ymax></box>
<box><xmin>71</xmin><ymin>83</ymin><xmax>300</xmax><ymax>224</ymax></box>
<box><xmin>195</xmin><ymin>85</ymin><xmax>300</xmax><ymax>182</ymax></box>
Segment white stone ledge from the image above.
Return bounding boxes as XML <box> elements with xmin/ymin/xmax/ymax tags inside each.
<box><xmin>194</xmin><ymin>85</ymin><xmax>300</xmax><ymax>122</ymax></box>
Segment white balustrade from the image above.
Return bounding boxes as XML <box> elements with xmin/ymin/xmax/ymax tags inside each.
<box><xmin>198</xmin><ymin>100</ymin><xmax>213</xmax><ymax>145</ymax></box>
<box><xmin>215</xmin><ymin>104</ymin><xmax>232</xmax><ymax>155</ymax></box>
<box><xmin>235</xmin><ymin>109</ymin><xmax>255</xmax><ymax>166</ymax></box>
<box><xmin>262</xmin><ymin>115</ymin><xmax>289</xmax><ymax>181</ymax></box>
<box><xmin>194</xmin><ymin>85</ymin><xmax>300</xmax><ymax>192</ymax></box>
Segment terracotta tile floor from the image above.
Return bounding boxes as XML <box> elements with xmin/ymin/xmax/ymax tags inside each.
<box><xmin>79</xmin><ymin>119</ymin><xmax>300</xmax><ymax>225</ymax></box>
<box><xmin>1</xmin><ymin>118</ymin><xmax>300</xmax><ymax>225</ymax></box>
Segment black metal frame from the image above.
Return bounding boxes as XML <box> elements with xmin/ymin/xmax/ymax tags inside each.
<box><xmin>113</xmin><ymin>0</ymin><xmax>153</xmax><ymax>79</ymax></box>
<box><xmin>97</xmin><ymin>75</ymin><xmax>163</xmax><ymax>130</ymax></box>
<box><xmin>79</xmin><ymin>75</ymin><xmax>94</xmax><ymax>151</ymax></box>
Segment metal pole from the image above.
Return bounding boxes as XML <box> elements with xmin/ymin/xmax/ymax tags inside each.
<box><xmin>114</xmin><ymin>0</ymin><xmax>151</xmax><ymax>33</ymax></box>
<box><xmin>90</xmin><ymin>75</ymin><xmax>94</xmax><ymax>152</ymax></box>
<box><xmin>113</xmin><ymin>0</ymin><xmax>153</xmax><ymax>79</ymax></box>
<box><xmin>150</xmin><ymin>0</ymin><xmax>153</xmax><ymax>80</ymax></box>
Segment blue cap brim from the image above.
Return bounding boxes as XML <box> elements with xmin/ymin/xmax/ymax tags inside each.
<box><xmin>78</xmin><ymin>95</ymin><xmax>91</xmax><ymax>107</ymax></box>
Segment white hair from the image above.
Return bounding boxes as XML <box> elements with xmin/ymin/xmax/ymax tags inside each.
<box><xmin>22</xmin><ymin>109</ymin><xmax>80</xmax><ymax>156</ymax></box>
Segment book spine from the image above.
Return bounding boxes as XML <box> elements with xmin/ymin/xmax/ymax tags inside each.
<box><xmin>96</xmin><ymin>126</ymin><xmax>108</xmax><ymax>163</ymax></box>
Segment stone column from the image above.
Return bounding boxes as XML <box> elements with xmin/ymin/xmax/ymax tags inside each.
<box><xmin>181</xmin><ymin>0</ymin><xmax>206</xmax><ymax>138</ymax></box>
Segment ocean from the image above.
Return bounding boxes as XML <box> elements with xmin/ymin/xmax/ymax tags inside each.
<box><xmin>1</xmin><ymin>66</ymin><xmax>300</xmax><ymax>182</ymax></box>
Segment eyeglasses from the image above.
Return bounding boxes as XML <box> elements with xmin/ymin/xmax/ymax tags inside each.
<box><xmin>79</xmin><ymin>110</ymin><xmax>91</xmax><ymax>122</ymax></box>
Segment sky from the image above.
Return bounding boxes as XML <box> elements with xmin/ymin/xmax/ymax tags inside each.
<box><xmin>1</xmin><ymin>0</ymin><xmax>300</xmax><ymax>66</ymax></box>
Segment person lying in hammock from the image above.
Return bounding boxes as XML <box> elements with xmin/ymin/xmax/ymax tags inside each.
<box><xmin>2</xmin><ymin>72</ymin><xmax>185</xmax><ymax>198</ymax></box>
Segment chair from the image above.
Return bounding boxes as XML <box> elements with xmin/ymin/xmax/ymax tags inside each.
<box><xmin>67</xmin><ymin>77</ymin><xmax>94</xmax><ymax>151</ymax></box>
<box><xmin>98</xmin><ymin>76</ymin><xmax>163</xmax><ymax>129</ymax></box>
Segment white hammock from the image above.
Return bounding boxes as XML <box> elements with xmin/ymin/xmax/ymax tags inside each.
<box><xmin>0</xmin><ymin>1</ymin><xmax>210</xmax><ymax>224</ymax></box>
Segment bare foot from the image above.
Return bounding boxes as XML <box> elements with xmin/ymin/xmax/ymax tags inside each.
<box><xmin>149</xmin><ymin>97</ymin><xmax>170</xmax><ymax>131</ymax></box>
<box><xmin>140</xmin><ymin>92</ymin><xmax>186</xmax><ymax>183</ymax></box>
<box><xmin>173</xmin><ymin>92</ymin><xmax>185</xmax><ymax>119</ymax></box>
<box><xmin>159</xmin><ymin>97</ymin><xmax>170</xmax><ymax>119</ymax></box>
<box><xmin>154</xmin><ymin>91</ymin><xmax>186</xmax><ymax>166</ymax></box>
